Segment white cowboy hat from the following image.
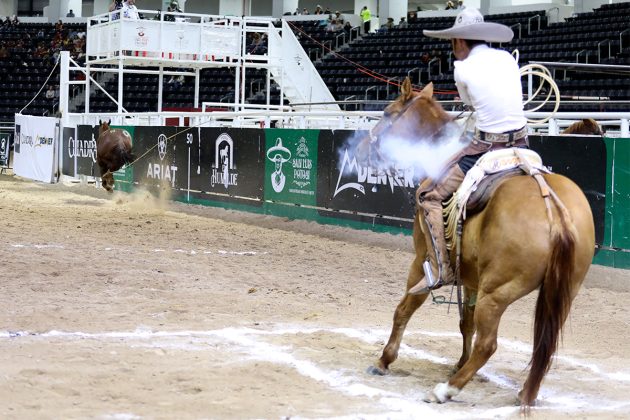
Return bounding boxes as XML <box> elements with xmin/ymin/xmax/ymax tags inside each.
<box><xmin>423</xmin><ymin>7</ymin><xmax>513</xmax><ymax>43</ymax></box>
<box><xmin>266</xmin><ymin>138</ymin><xmax>291</xmax><ymax>162</ymax></box>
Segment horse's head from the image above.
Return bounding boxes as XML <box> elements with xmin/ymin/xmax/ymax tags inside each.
<box><xmin>356</xmin><ymin>78</ymin><xmax>459</xmax><ymax>175</ymax></box>
<box><xmin>562</xmin><ymin>118</ymin><xmax>604</xmax><ymax>136</ymax></box>
<box><xmin>98</xmin><ymin>119</ymin><xmax>112</xmax><ymax>137</ymax></box>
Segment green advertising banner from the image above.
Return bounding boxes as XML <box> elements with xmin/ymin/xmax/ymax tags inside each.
<box><xmin>264</xmin><ymin>129</ymin><xmax>318</xmax><ymax>206</ymax></box>
<box><xmin>111</xmin><ymin>125</ymin><xmax>135</xmax><ymax>193</ymax></box>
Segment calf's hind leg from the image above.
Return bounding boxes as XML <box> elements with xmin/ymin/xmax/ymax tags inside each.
<box><xmin>368</xmin><ymin>258</ymin><xmax>429</xmax><ymax>375</ymax></box>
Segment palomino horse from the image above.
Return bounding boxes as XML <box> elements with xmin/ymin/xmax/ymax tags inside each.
<box><xmin>362</xmin><ymin>79</ymin><xmax>595</xmax><ymax>409</ymax></box>
<box><xmin>96</xmin><ymin>120</ymin><xmax>135</xmax><ymax>192</ymax></box>
<box><xmin>562</xmin><ymin>118</ymin><xmax>604</xmax><ymax>135</ymax></box>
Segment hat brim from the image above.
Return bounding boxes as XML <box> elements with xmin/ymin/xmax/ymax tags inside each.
<box><xmin>423</xmin><ymin>22</ymin><xmax>513</xmax><ymax>43</ymax></box>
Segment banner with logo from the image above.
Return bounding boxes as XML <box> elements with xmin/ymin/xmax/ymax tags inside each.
<box><xmin>13</xmin><ymin>115</ymin><xmax>58</xmax><ymax>183</ymax></box>
<box><xmin>0</xmin><ymin>129</ymin><xmax>12</xmax><ymax>167</ymax></box>
<box><xmin>70</xmin><ymin>125</ymin><xmax>100</xmax><ymax>177</ymax></box>
<box><xmin>316</xmin><ymin>129</ymin><xmax>417</xmax><ymax>228</ymax></box>
<box><xmin>264</xmin><ymin>129</ymin><xmax>318</xmax><ymax>206</ymax></box>
<box><xmin>133</xmin><ymin>126</ymin><xmax>183</xmax><ymax>190</ymax></box>
<box><xmin>196</xmin><ymin>128</ymin><xmax>265</xmax><ymax>205</ymax></box>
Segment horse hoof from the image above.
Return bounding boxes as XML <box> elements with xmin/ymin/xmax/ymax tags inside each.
<box><xmin>366</xmin><ymin>365</ymin><xmax>388</xmax><ymax>376</ymax></box>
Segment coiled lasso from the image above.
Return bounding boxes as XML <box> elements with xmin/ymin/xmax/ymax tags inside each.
<box><xmin>513</xmin><ymin>49</ymin><xmax>561</xmax><ymax>124</ymax></box>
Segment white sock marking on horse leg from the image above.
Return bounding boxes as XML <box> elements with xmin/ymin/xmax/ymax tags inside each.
<box><xmin>433</xmin><ymin>382</ymin><xmax>460</xmax><ymax>403</ymax></box>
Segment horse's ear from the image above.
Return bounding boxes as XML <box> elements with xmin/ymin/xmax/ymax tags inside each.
<box><xmin>400</xmin><ymin>77</ymin><xmax>413</xmax><ymax>102</ymax></box>
<box><xmin>108</xmin><ymin>119</ymin><xmax>111</xmax><ymax>125</ymax></box>
<box><xmin>420</xmin><ymin>82</ymin><xmax>434</xmax><ymax>99</ymax></box>
<box><xmin>99</xmin><ymin>119</ymin><xmax>102</xmax><ymax>125</ymax></box>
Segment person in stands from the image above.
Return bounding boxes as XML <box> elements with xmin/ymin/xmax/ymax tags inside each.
<box><xmin>360</xmin><ymin>5</ymin><xmax>371</xmax><ymax>34</ymax></box>
<box><xmin>121</xmin><ymin>0</ymin><xmax>140</xmax><ymax>19</ymax></box>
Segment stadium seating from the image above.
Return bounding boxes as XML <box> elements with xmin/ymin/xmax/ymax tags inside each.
<box><xmin>1</xmin><ymin>3</ymin><xmax>630</xmax><ymax>124</ymax></box>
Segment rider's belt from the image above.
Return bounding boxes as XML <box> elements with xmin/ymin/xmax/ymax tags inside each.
<box><xmin>474</xmin><ymin>126</ymin><xmax>528</xmax><ymax>146</ymax></box>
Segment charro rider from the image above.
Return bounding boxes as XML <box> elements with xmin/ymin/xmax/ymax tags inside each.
<box><xmin>408</xmin><ymin>7</ymin><xmax>528</xmax><ymax>295</ymax></box>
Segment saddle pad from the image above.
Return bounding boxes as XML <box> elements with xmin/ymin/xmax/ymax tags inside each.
<box><xmin>443</xmin><ymin>148</ymin><xmax>549</xmax><ymax>249</ymax></box>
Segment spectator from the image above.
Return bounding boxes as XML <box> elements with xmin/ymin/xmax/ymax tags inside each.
<box><xmin>360</xmin><ymin>6</ymin><xmax>371</xmax><ymax>34</ymax></box>
<box><xmin>164</xmin><ymin>6</ymin><xmax>175</xmax><ymax>21</ymax></box>
<box><xmin>334</xmin><ymin>11</ymin><xmax>344</xmax><ymax>24</ymax></box>
<box><xmin>0</xmin><ymin>42</ymin><xmax>9</xmax><ymax>58</ymax></box>
<box><xmin>170</xmin><ymin>0</ymin><xmax>182</xmax><ymax>12</ymax></box>
<box><xmin>122</xmin><ymin>0</ymin><xmax>140</xmax><ymax>20</ymax></box>
<box><xmin>456</xmin><ymin>0</ymin><xmax>464</xmax><ymax>9</ymax></box>
<box><xmin>66</xmin><ymin>9</ymin><xmax>75</xmax><ymax>17</ymax></box>
<box><xmin>324</xmin><ymin>6</ymin><xmax>331</xmax><ymax>14</ymax></box>
<box><xmin>314</xmin><ymin>5</ymin><xmax>323</xmax><ymax>15</ymax></box>
<box><xmin>293</xmin><ymin>8</ymin><xmax>300</xmax><ymax>15</ymax></box>
<box><xmin>398</xmin><ymin>17</ymin><xmax>408</xmax><ymax>28</ymax></box>
<box><xmin>326</xmin><ymin>19</ymin><xmax>342</xmax><ymax>32</ymax></box>
<box><xmin>45</xmin><ymin>85</ymin><xmax>55</xmax><ymax>99</ymax></box>
<box><xmin>109</xmin><ymin>0</ymin><xmax>123</xmax><ymax>12</ymax></box>
<box><xmin>302</xmin><ymin>8</ymin><xmax>309</xmax><ymax>15</ymax></box>
<box><xmin>343</xmin><ymin>21</ymin><xmax>352</xmax><ymax>35</ymax></box>
<box><xmin>167</xmin><ymin>74</ymin><xmax>184</xmax><ymax>89</ymax></box>
<box><xmin>381</xmin><ymin>17</ymin><xmax>395</xmax><ymax>30</ymax></box>
<box><xmin>408</xmin><ymin>11</ymin><xmax>417</xmax><ymax>23</ymax></box>
<box><xmin>11</xmin><ymin>15</ymin><xmax>19</xmax><ymax>25</ymax></box>
<box><xmin>446</xmin><ymin>1</ymin><xmax>455</xmax><ymax>10</ymax></box>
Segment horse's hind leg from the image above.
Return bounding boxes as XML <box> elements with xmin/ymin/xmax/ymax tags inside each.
<box><xmin>427</xmin><ymin>289</ymin><xmax>510</xmax><ymax>403</ymax></box>
<box><xmin>368</xmin><ymin>258</ymin><xmax>429</xmax><ymax>375</ymax></box>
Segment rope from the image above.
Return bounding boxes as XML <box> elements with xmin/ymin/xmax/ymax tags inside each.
<box><xmin>519</xmin><ymin>62</ymin><xmax>561</xmax><ymax>125</ymax></box>
<box><xmin>19</xmin><ymin>55</ymin><xmax>61</xmax><ymax>115</ymax></box>
<box><xmin>121</xmin><ymin>116</ymin><xmax>219</xmax><ymax>169</ymax></box>
<box><xmin>286</xmin><ymin>21</ymin><xmax>457</xmax><ymax>95</ymax></box>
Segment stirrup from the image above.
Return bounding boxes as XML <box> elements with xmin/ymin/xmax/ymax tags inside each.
<box><xmin>407</xmin><ymin>261</ymin><xmax>444</xmax><ymax>295</ymax></box>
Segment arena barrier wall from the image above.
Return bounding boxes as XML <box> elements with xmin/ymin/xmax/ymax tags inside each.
<box><xmin>0</xmin><ymin>129</ymin><xmax>12</xmax><ymax>168</ymax></box>
<box><xmin>14</xmin><ymin>115</ymin><xmax>59</xmax><ymax>183</ymax></box>
<box><xmin>71</xmin><ymin>125</ymin><xmax>630</xmax><ymax>269</ymax></box>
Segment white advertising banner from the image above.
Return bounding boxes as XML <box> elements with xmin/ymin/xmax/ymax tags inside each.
<box><xmin>13</xmin><ymin>114</ymin><xmax>58</xmax><ymax>183</ymax></box>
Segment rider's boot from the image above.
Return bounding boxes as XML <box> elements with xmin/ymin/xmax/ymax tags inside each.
<box><xmin>408</xmin><ymin>164</ymin><xmax>465</xmax><ymax>295</ymax></box>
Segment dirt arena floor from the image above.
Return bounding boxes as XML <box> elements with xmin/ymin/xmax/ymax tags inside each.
<box><xmin>1</xmin><ymin>174</ymin><xmax>629</xmax><ymax>420</ymax></box>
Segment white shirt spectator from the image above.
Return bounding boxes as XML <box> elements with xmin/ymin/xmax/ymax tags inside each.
<box><xmin>454</xmin><ymin>44</ymin><xmax>526</xmax><ymax>133</ymax></box>
<box><xmin>122</xmin><ymin>0</ymin><xmax>140</xmax><ymax>20</ymax></box>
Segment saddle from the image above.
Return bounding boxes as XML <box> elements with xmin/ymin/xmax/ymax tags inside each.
<box><xmin>443</xmin><ymin>148</ymin><xmax>550</xmax><ymax>250</ymax></box>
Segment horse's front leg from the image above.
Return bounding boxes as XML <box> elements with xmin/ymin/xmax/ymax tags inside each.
<box><xmin>368</xmin><ymin>258</ymin><xmax>429</xmax><ymax>375</ymax></box>
<box><xmin>454</xmin><ymin>287</ymin><xmax>476</xmax><ymax>373</ymax></box>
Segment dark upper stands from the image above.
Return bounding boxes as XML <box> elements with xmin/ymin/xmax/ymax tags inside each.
<box><xmin>1</xmin><ymin>4</ymin><xmax>629</xmax><ymax>123</ymax></box>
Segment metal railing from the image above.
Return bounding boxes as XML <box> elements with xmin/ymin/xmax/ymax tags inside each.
<box><xmin>598</xmin><ymin>39</ymin><xmax>612</xmax><ymax>63</ymax></box>
<box><xmin>576</xmin><ymin>49</ymin><xmax>590</xmax><ymax>63</ymax></box>
<box><xmin>407</xmin><ymin>67</ymin><xmax>422</xmax><ymax>84</ymax></box>
<box><xmin>620</xmin><ymin>29</ymin><xmax>630</xmax><ymax>51</ymax></box>
<box><xmin>348</xmin><ymin>26</ymin><xmax>360</xmax><ymax>42</ymax></box>
<box><xmin>308</xmin><ymin>48</ymin><xmax>320</xmax><ymax>61</ymax></box>
<box><xmin>342</xmin><ymin>95</ymin><xmax>357</xmax><ymax>111</ymax></box>
<box><xmin>321</xmin><ymin>40</ymin><xmax>332</xmax><ymax>57</ymax></box>
<box><xmin>427</xmin><ymin>57</ymin><xmax>442</xmax><ymax>79</ymax></box>
<box><xmin>528</xmin><ymin>14</ymin><xmax>541</xmax><ymax>35</ymax></box>
<box><xmin>334</xmin><ymin>32</ymin><xmax>346</xmax><ymax>49</ymax></box>
<box><xmin>511</xmin><ymin>23</ymin><xmax>522</xmax><ymax>40</ymax></box>
<box><xmin>386</xmin><ymin>76</ymin><xmax>401</xmax><ymax>98</ymax></box>
<box><xmin>364</xmin><ymin>85</ymin><xmax>380</xmax><ymax>101</ymax></box>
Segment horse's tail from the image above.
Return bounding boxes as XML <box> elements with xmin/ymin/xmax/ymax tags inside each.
<box><xmin>521</xmin><ymin>196</ymin><xmax>577</xmax><ymax>408</ymax></box>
